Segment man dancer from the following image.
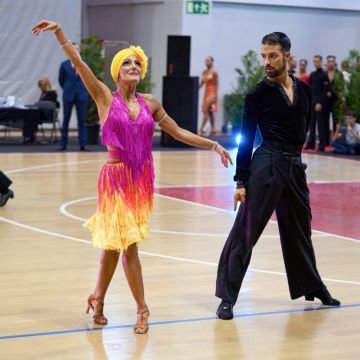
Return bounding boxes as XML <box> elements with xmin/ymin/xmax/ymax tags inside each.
<box><xmin>216</xmin><ymin>32</ymin><xmax>340</xmax><ymax>320</ymax></box>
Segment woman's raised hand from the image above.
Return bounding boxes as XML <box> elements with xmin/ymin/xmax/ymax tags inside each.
<box><xmin>32</xmin><ymin>20</ymin><xmax>59</xmax><ymax>36</ymax></box>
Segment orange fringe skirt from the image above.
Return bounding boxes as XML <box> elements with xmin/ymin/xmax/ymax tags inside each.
<box><xmin>84</xmin><ymin>161</ymin><xmax>154</xmax><ymax>251</ymax></box>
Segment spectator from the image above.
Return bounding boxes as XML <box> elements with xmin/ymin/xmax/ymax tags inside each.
<box><xmin>58</xmin><ymin>43</ymin><xmax>89</xmax><ymax>151</ymax></box>
<box><xmin>326</xmin><ymin>55</ymin><xmax>345</xmax><ymax>128</ymax></box>
<box><xmin>331</xmin><ymin>110</ymin><xmax>360</xmax><ymax>154</ymax></box>
<box><xmin>38</xmin><ymin>77</ymin><xmax>59</xmax><ymax>106</ymax></box>
<box><xmin>23</xmin><ymin>77</ymin><xmax>59</xmax><ymax>144</ymax></box>
<box><xmin>288</xmin><ymin>55</ymin><xmax>297</xmax><ymax>74</ymax></box>
<box><xmin>306</xmin><ymin>55</ymin><xmax>331</xmax><ymax>151</ymax></box>
<box><xmin>294</xmin><ymin>58</ymin><xmax>310</xmax><ymax>84</ymax></box>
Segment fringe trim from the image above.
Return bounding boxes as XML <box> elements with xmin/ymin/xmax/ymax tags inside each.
<box><xmin>84</xmin><ymin>161</ymin><xmax>154</xmax><ymax>251</ymax></box>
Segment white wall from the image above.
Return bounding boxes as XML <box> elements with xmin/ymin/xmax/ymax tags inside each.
<box><xmin>0</xmin><ymin>0</ymin><xmax>82</xmax><ymax>120</ymax></box>
<box><xmin>84</xmin><ymin>0</ymin><xmax>183</xmax><ymax>100</ymax></box>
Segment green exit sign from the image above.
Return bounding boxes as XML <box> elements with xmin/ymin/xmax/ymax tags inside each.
<box><xmin>186</xmin><ymin>1</ymin><xmax>210</xmax><ymax>14</ymax></box>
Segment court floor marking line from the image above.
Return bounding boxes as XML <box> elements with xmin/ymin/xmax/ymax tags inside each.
<box><xmin>312</xmin><ymin>180</ymin><xmax>360</xmax><ymax>184</ymax></box>
<box><xmin>0</xmin><ymin>303</ymin><xmax>359</xmax><ymax>341</ymax></box>
<box><xmin>4</xmin><ymin>160</ymin><xmax>103</xmax><ymax>175</ymax></box>
<box><xmin>0</xmin><ymin>216</ymin><xmax>359</xmax><ymax>286</ymax></box>
<box><xmin>59</xmin><ymin>197</ymin><xmax>328</xmax><ymax>239</ymax></box>
<box><xmin>154</xmin><ymin>194</ymin><xmax>360</xmax><ymax>244</ymax></box>
<box><xmin>4</xmin><ymin>158</ymin><xmax>359</xmax><ymax>185</ymax></box>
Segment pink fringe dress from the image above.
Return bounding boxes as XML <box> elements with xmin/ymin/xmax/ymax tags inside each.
<box><xmin>84</xmin><ymin>92</ymin><xmax>154</xmax><ymax>251</ymax></box>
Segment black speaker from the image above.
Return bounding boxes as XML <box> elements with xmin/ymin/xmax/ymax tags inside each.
<box><xmin>161</xmin><ymin>76</ymin><xmax>199</xmax><ymax>147</ymax></box>
<box><xmin>167</xmin><ymin>36</ymin><xmax>191</xmax><ymax>76</ymax></box>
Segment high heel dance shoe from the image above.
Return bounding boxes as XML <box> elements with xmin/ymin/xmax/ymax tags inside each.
<box><xmin>305</xmin><ymin>288</ymin><xmax>340</xmax><ymax>306</ymax></box>
<box><xmin>134</xmin><ymin>307</ymin><xmax>150</xmax><ymax>334</ymax></box>
<box><xmin>86</xmin><ymin>294</ymin><xmax>108</xmax><ymax>325</ymax></box>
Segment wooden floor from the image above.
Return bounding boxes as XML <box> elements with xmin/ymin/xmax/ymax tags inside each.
<box><xmin>0</xmin><ymin>149</ymin><xmax>359</xmax><ymax>360</ymax></box>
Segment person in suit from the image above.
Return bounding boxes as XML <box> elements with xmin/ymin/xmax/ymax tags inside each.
<box><xmin>0</xmin><ymin>171</ymin><xmax>14</xmax><ymax>207</ymax></box>
<box><xmin>306</xmin><ymin>55</ymin><xmax>331</xmax><ymax>151</ymax></box>
<box><xmin>59</xmin><ymin>43</ymin><xmax>89</xmax><ymax>151</ymax></box>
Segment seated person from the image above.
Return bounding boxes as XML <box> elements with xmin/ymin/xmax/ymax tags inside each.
<box><xmin>38</xmin><ymin>76</ymin><xmax>60</xmax><ymax>108</ymax></box>
<box><xmin>331</xmin><ymin>110</ymin><xmax>360</xmax><ymax>155</ymax></box>
<box><xmin>23</xmin><ymin>77</ymin><xmax>59</xmax><ymax>144</ymax></box>
<box><xmin>0</xmin><ymin>171</ymin><xmax>14</xmax><ymax>207</ymax></box>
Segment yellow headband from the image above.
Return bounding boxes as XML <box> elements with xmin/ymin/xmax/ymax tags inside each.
<box><xmin>110</xmin><ymin>45</ymin><xmax>148</xmax><ymax>83</ymax></box>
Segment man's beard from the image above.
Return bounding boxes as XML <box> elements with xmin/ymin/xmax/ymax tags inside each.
<box><xmin>265</xmin><ymin>61</ymin><xmax>286</xmax><ymax>78</ymax></box>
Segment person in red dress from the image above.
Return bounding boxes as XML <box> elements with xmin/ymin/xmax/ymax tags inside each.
<box><xmin>295</xmin><ymin>59</ymin><xmax>310</xmax><ymax>84</ymax></box>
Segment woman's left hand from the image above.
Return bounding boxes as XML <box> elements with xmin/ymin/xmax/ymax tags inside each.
<box><xmin>215</xmin><ymin>144</ymin><xmax>233</xmax><ymax>168</ymax></box>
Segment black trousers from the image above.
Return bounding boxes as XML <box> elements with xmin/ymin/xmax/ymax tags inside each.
<box><xmin>307</xmin><ymin>104</ymin><xmax>329</xmax><ymax>150</ymax></box>
<box><xmin>0</xmin><ymin>171</ymin><xmax>12</xmax><ymax>194</ymax></box>
<box><xmin>216</xmin><ymin>147</ymin><xmax>325</xmax><ymax>304</ymax></box>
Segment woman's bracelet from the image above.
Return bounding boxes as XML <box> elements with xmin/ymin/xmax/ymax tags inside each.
<box><xmin>211</xmin><ymin>140</ymin><xmax>219</xmax><ymax>151</ymax></box>
<box><xmin>60</xmin><ymin>39</ymin><xmax>71</xmax><ymax>47</ymax></box>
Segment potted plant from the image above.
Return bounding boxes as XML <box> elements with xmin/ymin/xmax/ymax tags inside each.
<box><xmin>223</xmin><ymin>50</ymin><xmax>265</xmax><ymax>132</ymax></box>
<box><xmin>344</xmin><ymin>49</ymin><xmax>360</xmax><ymax>118</ymax></box>
<box><xmin>81</xmin><ymin>36</ymin><xmax>105</xmax><ymax>144</ymax></box>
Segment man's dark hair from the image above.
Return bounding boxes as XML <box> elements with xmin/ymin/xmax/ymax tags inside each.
<box><xmin>300</xmin><ymin>59</ymin><xmax>308</xmax><ymax>65</ymax></box>
<box><xmin>327</xmin><ymin>55</ymin><xmax>336</xmax><ymax>60</ymax></box>
<box><xmin>345</xmin><ymin>109</ymin><xmax>356</xmax><ymax>118</ymax></box>
<box><xmin>208</xmin><ymin>56</ymin><xmax>214</xmax><ymax>62</ymax></box>
<box><xmin>313</xmin><ymin>55</ymin><xmax>323</xmax><ymax>61</ymax></box>
<box><xmin>261</xmin><ymin>32</ymin><xmax>291</xmax><ymax>52</ymax></box>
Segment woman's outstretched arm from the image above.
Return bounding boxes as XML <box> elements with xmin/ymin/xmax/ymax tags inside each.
<box><xmin>32</xmin><ymin>20</ymin><xmax>112</xmax><ymax>111</ymax></box>
<box><xmin>143</xmin><ymin>94</ymin><xmax>233</xmax><ymax>168</ymax></box>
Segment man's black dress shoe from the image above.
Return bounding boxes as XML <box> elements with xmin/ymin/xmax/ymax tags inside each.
<box><xmin>305</xmin><ymin>287</ymin><xmax>340</xmax><ymax>306</ymax></box>
<box><xmin>58</xmin><ymin>146</ymin><xmax>67</xmax><ymax>151</ymax></box>
<box><xmin>80</xmin><ymin>146</ymin><xmax>90</xmax><ymax>151</ymax></box>
<box><xmin>216</xmin><ymin>301</ymin><xmax>234</xmax><ymax>320</ymax></box>
<box><xmin>0</xmin><ymin>189</ymin><xmax>14</xmax><ymax>207</ymax></box>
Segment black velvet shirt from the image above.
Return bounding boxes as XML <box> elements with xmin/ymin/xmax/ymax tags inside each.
<box><xmin>234</xmin><ymin>75</ymin><xmax>311</xmax><ymax>182</ymax></box>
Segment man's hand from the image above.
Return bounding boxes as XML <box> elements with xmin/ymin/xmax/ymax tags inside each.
<box><xmin>234</xmin><ymin>188</ymin><xmax>246</xmax><ymax>211</ymax></box>
<box><xmin>315</xmin><ymin>103</ymin><xmax>322</xmax><ymax>112</ymax></box>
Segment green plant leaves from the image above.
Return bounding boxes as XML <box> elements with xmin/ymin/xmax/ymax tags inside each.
<box><xmin>224</xmin><ymin>50</ymin><xmax>265</xmax><ymax>126</ymax></box>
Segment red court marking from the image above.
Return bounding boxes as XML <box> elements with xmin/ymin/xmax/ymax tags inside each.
<box><xmin>156</xmin><ymin>183</ymin><xmax>360</xmax><ymax>240</ymax></box>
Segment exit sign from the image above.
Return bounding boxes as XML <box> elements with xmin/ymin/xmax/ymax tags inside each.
<box><xmin>186</xmin><ymin>1</ymin><xmax>210</xmax><ymax>14</ymax></box>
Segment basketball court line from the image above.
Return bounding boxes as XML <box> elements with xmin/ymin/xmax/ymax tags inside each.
<box><xmin>1</xmin><ymin>303</ymin><xmax>359</xmax><ymax>341</ymax></box>
<box><xmin>0</xmin><ymin>215</ymin><xmax>359</xmax><ymax>286</ymax></box>
<box><xmin>59</xmin><ymin>196</ymin><xmax>328</xmax><ymax>238</ymax></box>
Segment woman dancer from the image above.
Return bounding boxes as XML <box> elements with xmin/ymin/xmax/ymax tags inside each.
<box><xmin>32</xmin><ymin>20</ymin><xmax>232</xmax><ymax>334</ymax></box>
<box><xmin>198</xmin><ymin>56</ymin><xmax>218</xmax><ymax>135</ymax></box>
